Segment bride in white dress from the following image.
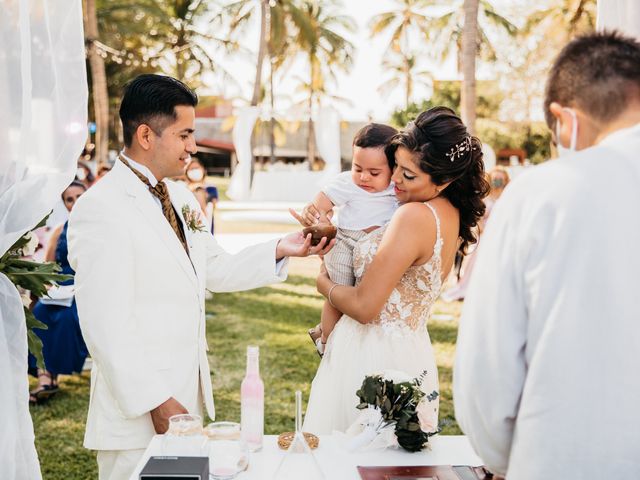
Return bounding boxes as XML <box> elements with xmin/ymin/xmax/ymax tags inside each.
<box><xmin>304</xmin><ymin>107</ymin><xmax>490</xmax><ymax>434</ymax></box>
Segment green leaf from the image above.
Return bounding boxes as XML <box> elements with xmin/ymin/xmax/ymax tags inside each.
<box><xmin>27</xmin><ymin>328</ymin><xmax>45</xmax><ymax>371</ymax></box>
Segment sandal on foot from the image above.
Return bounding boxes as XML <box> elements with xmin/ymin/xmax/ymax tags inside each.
<box><xmin>314</xmin><ymin>338</ymin><xmax>326</xmax><ymax>358</ymax></box>
<box><xmin>308</xmin><ymin>324</ymin><xmax>322</xmax><ymax>345</ymax></box>
<box><xmin>29</xmin><ymin>383</ymin><xmax>58</xmax><ymax>404</ymax></box>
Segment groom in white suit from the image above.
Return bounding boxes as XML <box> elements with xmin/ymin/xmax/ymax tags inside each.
<box><xmin>67</xmin><ymin>74</ymin><xmax>332</xmax><ymax>480</ymax></box>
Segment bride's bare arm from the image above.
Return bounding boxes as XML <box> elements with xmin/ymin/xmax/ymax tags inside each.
<box><xmin>317</xmin><ymin>203</ymin><xmax>437</xmax><ymax>323</ymax></box>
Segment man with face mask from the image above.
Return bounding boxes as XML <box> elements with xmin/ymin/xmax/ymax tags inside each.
<box><xmin>454</xmin><ymin>31</ymin><xmax>640</xmax><ymax>478</ymax></box>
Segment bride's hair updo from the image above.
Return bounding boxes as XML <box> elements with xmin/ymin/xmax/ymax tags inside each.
<box><xmin>385</xmin><ymin>106</ymin><xmax>490</xmax><ymax>253</ymax></box>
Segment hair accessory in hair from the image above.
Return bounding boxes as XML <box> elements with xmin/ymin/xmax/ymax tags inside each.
<box><xmin>445</xmin><ymin>136</ymin><xmax>476</xmax><ymax>162</ymax></box>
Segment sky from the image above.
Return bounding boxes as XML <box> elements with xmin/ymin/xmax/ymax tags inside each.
<box><xmin>203</xmin><ymin>0</ymin><xmax>538</xmax><ymax>122</ymax></box>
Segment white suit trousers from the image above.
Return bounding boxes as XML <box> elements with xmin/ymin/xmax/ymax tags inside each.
<box><xmin>97</xmin><ymin>448</ymin><xmax>145</xmax><ymax>480</ymax></box>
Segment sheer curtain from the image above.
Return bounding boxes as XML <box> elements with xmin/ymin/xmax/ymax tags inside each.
<box><xmin>227</xmin><ymin>106</ymin><xmax>260</xmax><ymax>201</ymax></box>
<box><xmin>314</xmin><ymin>106</ymin><xmax>341</xmax><ymax>177</ymax></box>
<box><xmin>0</xmin><ymin>1</ymin><xmax>87</xmax><ymax>478</ymax></box>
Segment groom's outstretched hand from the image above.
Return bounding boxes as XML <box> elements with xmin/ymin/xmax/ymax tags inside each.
<box><xmin>150</xmin><ymin>397</ymin><xmax>189</xmax><ymax>434</ymax></box>
<box><xmin>276</xmin><ymin>231</ymin><xmax>335</xmax><ymax>260</ymax></box>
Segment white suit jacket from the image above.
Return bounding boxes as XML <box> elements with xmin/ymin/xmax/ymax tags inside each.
<box><xmin>454</xmin><ymin>124</ymin><xmax>640</xmax><ymax>478</ymax></box>
<box><xmin>68</xmin><ymin>160</ymin><xmax>287</xmax><ymax>450</ymax></box>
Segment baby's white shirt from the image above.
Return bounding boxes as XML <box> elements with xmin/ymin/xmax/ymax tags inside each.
<box><xmin>322</xmin><ymin>171</ymin><xmax>398</xmax><ymax>230</ymax></box>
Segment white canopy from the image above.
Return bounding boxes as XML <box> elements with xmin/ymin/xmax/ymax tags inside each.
<box><xmin>0</xmin><ymin>1</ymin><xmax>87</xmax><ymax>478</ymax></box>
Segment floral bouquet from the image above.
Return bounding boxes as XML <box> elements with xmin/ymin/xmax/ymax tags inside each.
<box><xmin>347</xmin><ymin>370</ymin><xmax>439</xmax><ymax>453</ymax></box>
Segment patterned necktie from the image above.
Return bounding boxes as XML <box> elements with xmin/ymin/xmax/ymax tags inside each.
<box><xmin>119</xmin><ymin>155</ymin><xmax>190</xmax><ymax>256</ymax></box>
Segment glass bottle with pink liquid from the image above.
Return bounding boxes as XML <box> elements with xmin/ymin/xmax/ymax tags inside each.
<box><xmin>241</xmin><ymin>345</ymin><xmax>264</xmax><ymax>452</ymax></box>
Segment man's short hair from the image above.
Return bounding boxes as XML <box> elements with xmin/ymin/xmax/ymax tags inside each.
<box><xmin>544</xmin><ymin>30</ymin><xmax>640</xmax><ymax>128</ymax></box>
<box><xmin>119</xmin><ymin>74</ymin><xmax>198</xmax><ymax>147</ymax></box>
<box><xmin>353</xmin><ymin>123</ymin><xmax>398</xmax><ymax>149</ymax></box>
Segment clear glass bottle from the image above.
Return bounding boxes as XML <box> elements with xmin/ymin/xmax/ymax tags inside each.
<box><xmin>241</xmin><ymin>345</ymin><xmax>264</xmax><ymax>452</ymax></box>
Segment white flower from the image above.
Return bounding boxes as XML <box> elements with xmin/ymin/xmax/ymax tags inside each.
<box><xmin>20</xmin><ymin>292</ymin><xmax>32</xmax><ymax>308</ymax></box>
<box><xmin>416</xmin><ymin>399</ymin><xmax>438</xmax><ymax>433</ymax></box>
<box><xmin>22</xmin><ymin>232</ymin><xmax>39</xmax><ymax>257</ymax></box>
<box><xmin>381</xmin><ymin>369</ymin><xmax>413</xmax><ymax>384</ymax></box>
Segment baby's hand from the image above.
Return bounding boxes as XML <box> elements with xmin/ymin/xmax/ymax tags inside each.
<box><xmin>302</xmin><ymin>203</ymin><xmax>322</xmax><ymax>225</ymax></box>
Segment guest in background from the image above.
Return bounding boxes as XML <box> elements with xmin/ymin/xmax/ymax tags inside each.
<box><xmin>484</xmin><ymin>166</ymin><xmax>510</xmax><ymax>215</ymax></box>
<box><xmin>28</xmin><ymin>181</ymin><xmax>89</xmax><ymax>404</ymax></box>
<box><xmin>76</xmin><ymin>160</ymin><xmax>95</xmax><ymax>188</ymax></box>
<box><xmin>95</xmin><ymin>164</ymin><xmax>112</xmax><ymax>182</ymax></box>
<box><xmin>185</xmin><ymin>158</ymin><xmax>219</xmax><ymax>234</ymax></box>
<box><xmin>441</xmin><ymin>166</ymin><xmax>510</xmax><ymax>302</ymax></box>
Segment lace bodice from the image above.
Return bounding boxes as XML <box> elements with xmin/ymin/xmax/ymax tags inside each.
<box><xmin>353</xmin><ymin>203</ymin><xmax>443</xmax><ymax>334</ymax></box>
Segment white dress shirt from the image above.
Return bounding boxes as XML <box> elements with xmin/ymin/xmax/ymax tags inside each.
<box><xmin>121</xmin><ymin>152</ymin><xmax>161</xmax><ymax>209</ymax></box>
<box><xmin>454</xmin><ymin>123</ymin><xmax>640</xmax><ymax>479</ymax></box>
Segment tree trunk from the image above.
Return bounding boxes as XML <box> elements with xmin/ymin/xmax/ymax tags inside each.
<box><xmin>404</xmin><ymin>55</ymin><xmax>411</xmax><ymax>109</ymax></box>
<box><xmin>307</xmin><ymin>92</ymin><xmax>315</xmax><ymax>169</ymax></box>
<box><xmin>251</xmin><ymin>0</ymin><xmax>269</xmax><ymax>106</ymax></box>
<box><xmin>461</xmin><ymin>0</ymin><xmax>479</xmax><ymax>135</ymax></box>
<box><xmin>269</xmin><ymin>57</ymin><xmax>276</xmax><ymax>164</ymax></box>
<box><xmin>84</xmin><ymin>0</ymin><xmax>109</xmax><ymax>165</ymax></box>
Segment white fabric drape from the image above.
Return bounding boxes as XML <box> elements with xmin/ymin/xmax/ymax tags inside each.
<box><xmin>227</xmin><ymin>107</ymin><xmax>260</xmax><ymax>201</ymax></box>
<box><xmin>0</xmin><ymin>1</ymin><xmax>88</xmax><ymax>478</ymax></box>
<box><xmin>313</xmin><ymin>106</ymin><xmax>341</xmax><ymax>177</ymax></box>
<box><xmin>597</xmin><ymin>0</ymin><xmax>640</xmax><ymax>39</ymax></box>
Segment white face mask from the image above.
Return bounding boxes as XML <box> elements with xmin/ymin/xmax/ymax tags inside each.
<box><xmin>76</xmin><ymin>168</ymin><xmax>87</xmax><ymax>181</ymax></box>
<box><xmin>187</xmin><ymin>168</ymin><xmax>205</xmax><ymax>181</ymax></box>
<box><xmin>556</xmin><ymin>108</ymin><xmax>578</xmax><ymax>156</ymax></box>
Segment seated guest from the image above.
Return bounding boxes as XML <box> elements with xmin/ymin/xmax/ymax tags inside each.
<box><xmin>28</xmin><ymin>181</ymin><xmax>89</xmax><ymax>404</ymax></box>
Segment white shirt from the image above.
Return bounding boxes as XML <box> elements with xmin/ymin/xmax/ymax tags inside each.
<box><xmin>454</xmin><ymin>123</ymin><xmax>640</xmax><ymax>479</ymax></box>
<box><xmin>121</xmin><ymin>152</ymin><xmax>162</xmax><ymax>210</ymax></box>
<box><xmin>323</xmin><ymin>171</ymin><xmax>398</xmax><ymax>230</ymax></box>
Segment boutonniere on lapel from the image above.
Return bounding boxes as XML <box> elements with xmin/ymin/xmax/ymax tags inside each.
<box><xmin>181</xmin><ymin>204</ymin><xmax>207</xmax><ymax>233</ymax></box>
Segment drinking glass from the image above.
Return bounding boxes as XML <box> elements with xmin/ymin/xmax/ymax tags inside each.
<box><xmin>162</xmin><ymin>414</ymin><xmax>205</xmax><ymax>456</ymax></box>
<box><xmin>204</xmin><ymin>422</ymin><xmax>249</xmax><ymax>479</ymax></box>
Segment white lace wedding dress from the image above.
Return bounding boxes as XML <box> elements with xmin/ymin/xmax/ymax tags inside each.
<box><xmin>303</xmin><ymin>203</ymin><xmax>442</xmax><ymax>434</ymax></box>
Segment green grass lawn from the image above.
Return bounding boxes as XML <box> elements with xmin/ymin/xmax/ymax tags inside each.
<box><xmin>30</xmin><ymin>256</ymin><xmax>462</xmax><ymax>479</ymax></box>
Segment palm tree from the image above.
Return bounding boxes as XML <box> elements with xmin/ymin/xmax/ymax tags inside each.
<box><xmin>423</xmin><ymin>0</ymin><xmax>516</xmax><ymax>133</ymax></box>
<box><xmin>461</xmin><ymin>0</ymin><xmax>479</xmax><ymax>134</ymax></box>
<box><xmin>84</xmin><ymin>0</ymin><xmax>109</xmax><ymax>166</ymax></box>
<box><xmin>294</xmin><ymin>0</ymin><xmax>355</xmax><ymax>164</ymax></box>
<box><xmin>377</xmin><ymin>53</ymin><xmax>433</xmax><ymax>109</ymax></box>
<box><xmin>224</xmin><ymin>0</ymin><xmax>309</xmax><ymax>106</ymax></box>
<box><xmin>153</xmin><ymin>0</ymin><xmax>236</xmax><ymax>82</ymax></box>
<box><xmin>424</xmin><ymin>0</ymin><xmax>517</xmax><ymax>68</ymax></box>
<box><xmin>525</xmin><ymin>0</ymin><xmax>596</xmax><ymax>40</ymax></box>
<box><xmin>369</xmin><ymin>0</ymin><xmax>432</xmax><ymax>110</ymax></box>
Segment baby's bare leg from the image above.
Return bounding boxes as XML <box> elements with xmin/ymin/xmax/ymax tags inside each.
<box><xmin>320</xmin><ymin>300</ymin><xmax>342</xmax><ymax>343</ymax></box>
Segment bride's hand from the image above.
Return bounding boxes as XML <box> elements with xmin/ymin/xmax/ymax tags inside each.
<box><xmin>319</xmin><ymin>261</ymin><xmax>328</xmax><ymax>278</ymax></box>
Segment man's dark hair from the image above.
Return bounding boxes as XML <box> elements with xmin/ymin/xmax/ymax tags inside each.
<box><xmin>119</xmin><ymin>74</ymin><xmax>198</xmax><ymax>147</ymax></box>
<box><xmin>353</xmin><ymin>123</ymin><xmax>398</xmax><ymax>149</ymax></box>
<box><xmin>544</xmin><ymin>30</ymin><xmax>640</xmax><ymax>128</ymax></box>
